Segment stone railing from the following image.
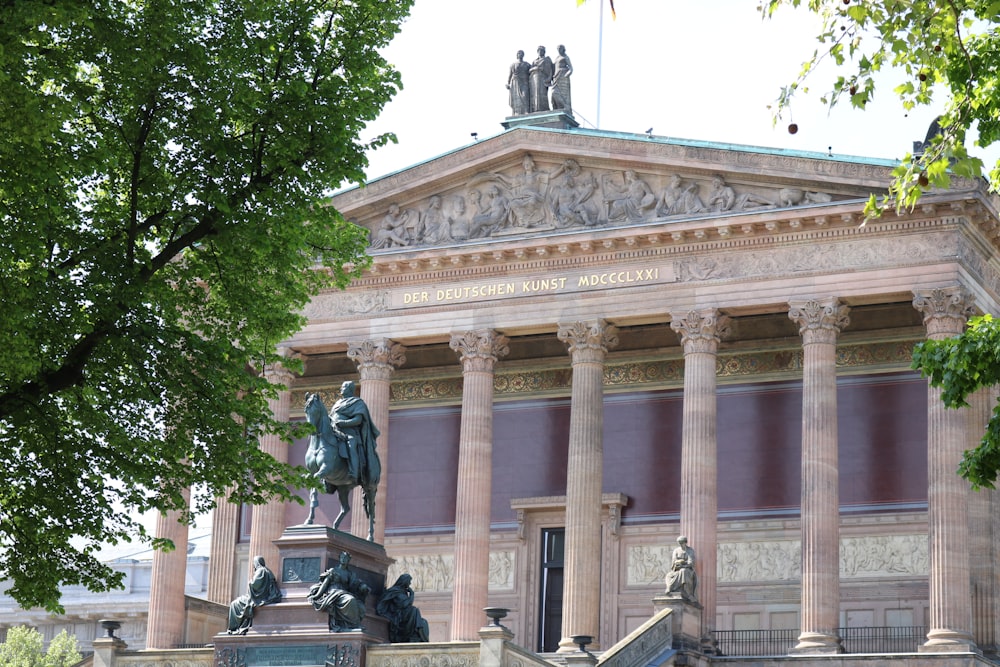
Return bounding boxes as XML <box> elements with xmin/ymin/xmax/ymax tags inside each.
<box><xmin>107</xmin><ymin>647</ymin><xmax>213</xmax><ymax>667</ymax></box>
<box><xmin>597</xmin><ymin>606</ymin><xmax>674</xmax><ymax>667</ymax></box>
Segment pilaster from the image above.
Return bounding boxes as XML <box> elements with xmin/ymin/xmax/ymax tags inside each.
<box><xmin>449</xmin><ymin>330</ymin><xmax>509</xmax><ymax>640</ymax></box>
<box><xmin>557</xmin><ymin>319</ymin><xmax>619</xmax><ymax>651</ymax></box>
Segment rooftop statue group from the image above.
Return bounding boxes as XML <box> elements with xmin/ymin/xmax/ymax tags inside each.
<box><xmin>369</xmin><ymin>160</ymin><xmax>834</xmax><ymax>250</ymax></box>
<box><xmin>508</xmin><ymin>45</ymin><xmax>572</xmax><ymax>116</ymax></box>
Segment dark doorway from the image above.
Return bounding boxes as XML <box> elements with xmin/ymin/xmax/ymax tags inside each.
<box><xmin>538</xmin><ymin>527</ymin><xmax>565</xmax><ymax>652</ymax></box>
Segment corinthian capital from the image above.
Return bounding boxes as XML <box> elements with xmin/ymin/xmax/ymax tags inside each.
<box><xmin>913</xmin><ymin>287</ymin><xmax>975</xmax><ymax>338</ymax></box>
<box><xmin>557</xmin><ymin>319</ymin><xmax>620</xmax><ymax>364</ymax></box>
<box><xmin>670</xmin><ymin>309</ymin><xmax>731</xmax><ymax>355</ymax></box>
<box><xmin>347</xmin><ymin>338</ymin><xmax>406</xmax><ymax>381</ymax></box>
<box><xmin>788</xmin><ymin>298</ymin><xmax>850</xmax><ymax>345</ymax></box>
<box><xmin>450</xmin><ymin>329</ymin><xmax>510</xmax><ymax>373</ymax></box>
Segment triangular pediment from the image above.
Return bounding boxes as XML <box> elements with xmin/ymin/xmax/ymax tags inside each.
<box><xmin>331</xmin><ymin>126</ymin><xmax>899</xmax><ymax>253</ymax></box>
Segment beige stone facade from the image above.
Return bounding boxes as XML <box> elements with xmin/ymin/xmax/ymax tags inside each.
<box><xmin>64</xmin><ymin>124</ymin><xmax>1000</xmax><ymax>665</ymax></box>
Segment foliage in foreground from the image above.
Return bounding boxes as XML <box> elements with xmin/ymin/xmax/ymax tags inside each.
<box><xmin>0</xmin><ymin>0</ymin><xmax>412</xmax><ymax>611</ymax></box>
<box><xmin>763</xmin><ymin>0</ymin><xmax>1000</xmax><ymax>215</ymax></box>
<box><xmin>0</xmin><ymin>627</ymin><xmax>82</xmax><ymax>667</ymax></box>
<box><xmin>913</xmin><ymin>314</ymin><xmax>1000</xmax><ymax>488</ymax></box>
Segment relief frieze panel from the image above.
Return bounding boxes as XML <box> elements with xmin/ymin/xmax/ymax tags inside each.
<box><xmin>675</xmin><ymin>231</ymin><xmax>959</xmax><ymax>284</ymax></box>
<box><xmin>626</xmin><ymin>534</ymin><xmax>929</xmax><ymax>586</ymax></box>
<box><xmin>384</xmin><ymin>551</ymin><xmax>515</xmax><ymax>593</ymax></box>
<box><xmin>362</xmin><ymin>155</ymin><xmax>846</xmax><ymax>251</ymax></box>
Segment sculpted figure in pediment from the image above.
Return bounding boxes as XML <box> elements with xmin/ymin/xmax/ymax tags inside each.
<box><xmin>420</xmin><ymin>195</ymin><xmax>451</xmax><ymax>245</ymax></box>
<box><xmin>778</xmin><ymin>188</ymin><xmax>833</xmax><ymax>207</ymax></box>
<box><xmin>469</xmin><ymin>185</ymin><xmax>509</xmax><ymax>238</ymax></box>
<box><xmin>548</xmin><ymin>158</ymin><xmax>598</xmax><ymax>228</ymax></box>
<box><xmin>603</xmin><ymin>169</ymin><xmax>657</xmax><ymax>222</ymax></box>
<box><xmin>657</xmin><ymin>174</ymin><xmax>685</xmax><ymax>217</ymax></box>
<box><xmin>371</xmin><ymin>203</ymin><xmax>411</xmax><ymax>249</ymax></box>
<box><xmin>447</xmin><ymin>195</ymin><xmax>471</xmax><ymax>241</ymax></box>
<box><xmin>706</xmin><ymin>175</ymin><xmax>737</xmax><ymax>212</ymax></box>
<box><xmin>707</xmin><ymin>174</ymin><xmax>778</xmax><ymax>213</ymax></box>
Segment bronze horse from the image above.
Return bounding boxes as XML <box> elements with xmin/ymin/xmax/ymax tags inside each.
<box><xmin>303</xmin><ymin>393</ymin><xmax>379</xmax><ymax>540</ymax></box>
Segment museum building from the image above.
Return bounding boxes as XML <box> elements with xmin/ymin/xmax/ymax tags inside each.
<box><xmin>19</xmin><ymin>108</ymin><xmax>1000</xmax><ymax>666</ymax></box>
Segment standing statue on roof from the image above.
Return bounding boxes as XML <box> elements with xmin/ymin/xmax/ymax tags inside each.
<box><xmin>528</xmin><ymin>46</ymin><xmax>553</xmax><ymax>113</ymax></box>
<box><xmin>507</xmin><ymin>50</ymin><xmax>530</xmax><ymax>116</ymax></box>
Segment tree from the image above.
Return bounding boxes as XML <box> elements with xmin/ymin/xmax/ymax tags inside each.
<box><xmin>765</xmin><ymin>1</ymin><xmax>1000</xmax><ymax>488</ymax></box>
<box><xmin>0</xmin><ymin>0</ymin><xmax>413</xmax><ymax>612</ymax></box>
<box><xmin>763</xmin><ymin>0</ymin><xmax>999</xmax><ymax>213</ymax></box>
<box><xmin>911</xmin><ymin>314</ymin><xmax>1000</xmax><ymax>488</ymax></box>
<box><xmin>0</xmin><ymin>627</ymin><xmax>81</xmax><ymax>667</ymax></box>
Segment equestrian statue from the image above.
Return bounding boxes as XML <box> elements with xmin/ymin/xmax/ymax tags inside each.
<box><xmin>303</xmin><ymin>381</ymin><xmax>381</xmax><ymax>540</ymax></box>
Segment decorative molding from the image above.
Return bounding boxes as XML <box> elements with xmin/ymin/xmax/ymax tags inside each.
<box><xmin>670</xmin><ymin>309</ymin><xmax>731</xmax><ymax>355</ymax></box>
<box><xmin>510</xmin><ymin>493</ymin><xmax>628</xmax><ymax>541</ymax></box>
<box><xmin>788</xmin><ymin>298</ymin><xmax>851</xmax><ymax>345</ymax></box>
<box><xmin>300</xmin><ymin>290</ymin><xmax>389</xmax><ymax>319</ymax></box>
<box><xmin>913</xmin><ymin>286</ymin><xmax>975</xmax><ymax>338</ymax></box>
<box><xmin>557</xmin><ymin>319</ymin><xmax>619</xmax><ymax>363</ymax></box>
<box><xmin>626</xmin><ymin>534</ymin><xmax>931</xmax><ymax>586</ymax></box>
<box><xmin>450</xmin><ymin>330</ymin><xmax>510</xmax><ymax>373</ymax></box>
<box><xmin>367</xmin><ymin>645</ymin><xmax>480</xmax><ymax>667</ymax></box>
<box><xmin>292</xmin><ymin>340</ymin><xmax>917</xmax><ymax>408</ymax></box>
<box><xmin>347</xmin><ymin>338</ymin><xmax>406</xmax><ymax>381</ymax></box>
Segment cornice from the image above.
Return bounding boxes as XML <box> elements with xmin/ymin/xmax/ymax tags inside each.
<box><xmin>343</xmin><ymin>199</ymin><xmax>986</xmax><ymax>287</ymax></box>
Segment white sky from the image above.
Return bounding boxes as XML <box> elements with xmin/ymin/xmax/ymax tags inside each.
<box><xmin>359</xmin><ymin>0</ymin><xmax>988</xmax><ymax>181</ymax></box>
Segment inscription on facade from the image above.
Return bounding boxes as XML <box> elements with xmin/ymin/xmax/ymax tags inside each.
<box><xmin>394</xmin><ymin>266</ymin><xmax>671</xmax><ymax>308</ymax></box>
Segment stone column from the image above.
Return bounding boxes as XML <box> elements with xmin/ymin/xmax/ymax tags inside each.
<box><xmin>969</xmin><ymin>386</ymin><xmax>999</xmax><ymax>651</ymax></box>
<box><xmin>449</xmin><ymin>330</ymin><xmax>509</xmax><ymax>641</ymax></box>
<box><xmin>914</xmin><ymin>287</ymin><xmax>976</xmax><ymax>651</ymax></box>
<box><xmin>788</xmin><ymin>298</ymin><xmax>849</xmax><ymax>654</ymax></box>
<box><xmin>207</xmin><ymin>488</ymin><xmax>240</xmax><ymax>604</ymax></box>
<box><xmin>248</xmin><ymin>362</ymin><xmax>295</xmax><ymax>571</ymax></box>
<box><xmin>347</xmin><ymin>338</ymin><xmax>406</xmax><ymax>543</ymax></box>
<box><xmin>557</xmin><ymin>320</ymin><xmax>619</xmax><ymax>652</ymax></box>
<box><xmin>670</xmin><ymin>309</ymin><xmax>730</xmax><ymax>647</ymax></box>
<box><xmin>145</xmin><ymin>490</ymin><xmax>190</xmax><ymax>649</ymax></box>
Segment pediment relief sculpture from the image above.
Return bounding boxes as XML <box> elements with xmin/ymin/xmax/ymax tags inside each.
<box><xmin>362</xmin><ymin>155</ymin><xmax>841</xmax><ymax>251</ymax></box>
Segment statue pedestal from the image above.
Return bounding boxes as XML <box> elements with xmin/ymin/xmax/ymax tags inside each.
<box><xmin>214</xmin><ymin>526</ymin><xmax>393</xmax><ymax>665</ymax></box>
<box><xmin>501</xmin><ymin>110</ymin><xmax>579</xmax><ymax>131</ymax></box>
<box><xmin>652</xmin><ymin>594</ymin><xmax>703</xmax><ymax>653</ymax></box>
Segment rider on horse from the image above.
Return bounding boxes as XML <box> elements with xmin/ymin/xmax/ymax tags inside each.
<box><xmin>331</xmin><ymin>380</ymin><xmax>380</xmax><ymax>486</ymax></box>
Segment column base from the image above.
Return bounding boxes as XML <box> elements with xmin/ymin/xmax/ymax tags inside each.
<box><xmin>789</xmin><ymin>631</ymin><xmax>842</xmax><ymax>654</ymax></box>
<box><xmin>920</xmin><ymin>629</ymin><xmax>977</xmax><ymax>653</ymax></box>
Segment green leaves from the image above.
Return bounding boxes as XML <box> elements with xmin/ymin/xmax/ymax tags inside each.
<box><xmin>0</xmin><ymin>627</ymin><xmax>81</xmax><ymax>667</ymax></box>
<box><xmin>765</xmin><ymin>0</ymin><xmax>1000</xmax><ymax>216</ymax></box>
<box><xmin>913</xmin><ymin>315</ymin><xmax>1000</xmax><ymax>488</ymax></box>
<box><xmin>0</xmin><ymin>0</ymin><xmax>411</xmax><ymax>611</ymax></box>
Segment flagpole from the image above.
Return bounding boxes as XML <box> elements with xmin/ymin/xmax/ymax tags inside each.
<box><xmin>596</xmin><ymin>0</ymin><xmax>603</xmax><ymax>129</ymax></box>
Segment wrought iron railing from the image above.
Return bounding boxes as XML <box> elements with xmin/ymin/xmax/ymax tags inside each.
<box><xmin>839</xmin><ymin>626</ymin><xmax>927</xmax><ymax>653</ymax></box>
<box><xmin>711</xmin><ymin>627</ymin><xmax>927</xmax><ymax>657</ymax></box>
<box><xmin>712</xmin><ymin>628</ymin><xmax>798</xmax><ymax>656</ymax></box>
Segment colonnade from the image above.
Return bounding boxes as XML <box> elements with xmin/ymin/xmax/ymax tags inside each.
<box><xmin>187</xmin><ymin>285</ymin><xmax>984</xmax><ymax>654</ymax></box>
